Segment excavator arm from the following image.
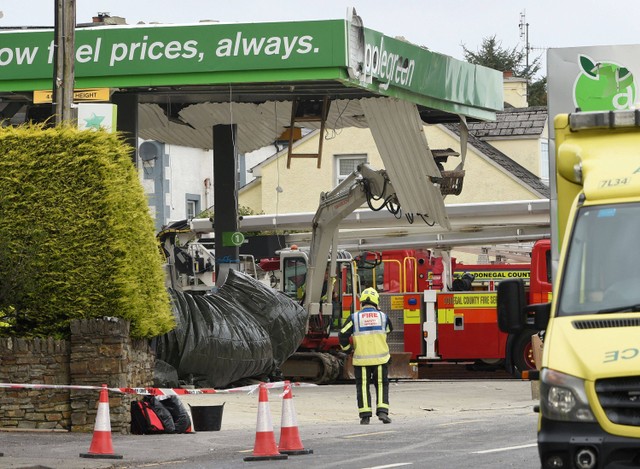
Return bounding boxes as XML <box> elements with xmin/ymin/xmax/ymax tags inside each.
<box><xmin>303</xmin><ymin>163</ymin><xmax>400</xmax><ymax>321</ymax></box>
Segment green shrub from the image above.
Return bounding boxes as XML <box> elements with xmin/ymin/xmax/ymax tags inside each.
<box><xmin>0</xmin><ymin>124</ymin><xmax>174</xmax><ymax>338</ymax></box>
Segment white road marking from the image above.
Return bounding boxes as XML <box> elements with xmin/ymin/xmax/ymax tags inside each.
<box><xmin>344</xmin><ymin>430</ymin><xmax>397</xmax><ymax>439</ymax></box>
<box><xmin>472</xmin><ymin>442</ymin><xmax>537</xmax><ymax>454</ymax></box>
<box><xmin>362</xmin><ymin>464</ymin><xmax>413</xmax><ymax>469</ymax></box>
<box><xmin>437</xmin><ymin>418</ymin><xmax>485</xmax><ymax>427</ymax></box>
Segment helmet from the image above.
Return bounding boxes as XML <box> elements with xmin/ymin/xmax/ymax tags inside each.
<box><xmin>360</xmin><ymin>287</ymin><xmax>379</xmax><ymax>306</ymax></box>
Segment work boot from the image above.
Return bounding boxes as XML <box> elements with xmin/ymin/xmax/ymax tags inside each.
<box><xmin>378</xmin><ymin>413</ymin><xmax>391</xmax><ymax>424</ymax></box>
<box><xmin>360</xmin><ymin>416</ymin><xmax>370</xmax><ymax>425</ymax></box>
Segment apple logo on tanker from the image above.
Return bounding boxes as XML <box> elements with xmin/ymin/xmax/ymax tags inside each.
<box><xmin>573</xmin><ymin>55</ymin><xmax>636</xmax><ymax>111</ymax></box>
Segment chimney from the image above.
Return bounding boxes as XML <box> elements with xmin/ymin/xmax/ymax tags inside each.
<box><xmin>93</xmin><ymin>12</ymin><xmax>109</xmax><ymax>23</ymax></box>
<box><xmin>502</xmin><ymin>71</ymin><xmax>528</xmax><ymax>108</ymax></box>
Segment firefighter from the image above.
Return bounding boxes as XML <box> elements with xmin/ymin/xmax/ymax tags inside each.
<box><xmin>339</xmin><ymin>287</ymin><xmax>393</xmax><ymax>425</ymax></box>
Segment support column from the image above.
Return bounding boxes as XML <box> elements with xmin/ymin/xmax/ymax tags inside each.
<box><xmin>112</xmin><ymin>93</ymin><xmax>139</xmax><ymax>163</ymax></box>
<box><xmin>213</xmin><ymin>125</ymin><xmax>239</xmax><ymax>286</ymax></box>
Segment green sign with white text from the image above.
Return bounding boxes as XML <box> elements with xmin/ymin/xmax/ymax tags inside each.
<box><xmin>0</xmin><ymin>20</ymin><xmax>347</xmax><ymax>90</ymax></box>
<box><xmin>0</xmin><ymin>18</ymin><xmax>503</xmax><ymax>120</ymax></box>
<box><xmin>357</xmin><ymin>27</ymin><xmax>502</xmax><ymax>113</ymax></box>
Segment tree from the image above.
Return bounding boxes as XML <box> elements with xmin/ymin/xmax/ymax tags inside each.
<box><xmin>0</xmin><ymin>124</ymin><xmax>174</xmax><ymax>339</ymax></box>
<box><xmin>527</xmin><ymin>77</ymin><xmax>547</xmax><ymax>107</ymax></box>
<box><xmin>462</xmin><ymin>35</ymin><xmax>547</xmax><ymax>106</ymax></box>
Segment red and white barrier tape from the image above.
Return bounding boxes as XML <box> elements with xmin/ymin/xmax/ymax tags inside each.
<box><xmin>0</xmin><ymin>381</ymin><xmax>316</xmax><ymax>396</ymax></box>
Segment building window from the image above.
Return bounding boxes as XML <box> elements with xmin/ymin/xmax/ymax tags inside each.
<box><xmin>186</xmin><ymin>193</ymin><xmax>201</xmax><ymax>220</ymax></box>
<box><xmin>539</xmin><ymin>139</ymin><xmax>549</xmax><ymax>185</ymax></box>
<box><xmin>336</xmin><ymin>154</ymin><xmax>367</xmax><ymax>185</ymax></box>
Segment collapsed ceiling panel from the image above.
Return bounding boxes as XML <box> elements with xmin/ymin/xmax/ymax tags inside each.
<box><xmin>360</xmin><ymin>97</ymin><xmax>450</xmax><ymax>229</ymax></box>
<box><xmin>138</xmin><ymin>98</ymin><xmax>371</xmax><ymax>154</ymax></box>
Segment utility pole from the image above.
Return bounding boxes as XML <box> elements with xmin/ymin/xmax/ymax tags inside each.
<box><xmin>53</xmin><ymin>0</ymin><xmax>76</xmax><ymax>125</ymax></box>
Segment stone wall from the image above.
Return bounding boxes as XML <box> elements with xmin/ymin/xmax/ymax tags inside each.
<box><xmin>0</xmin><ymin>337</ymin><xmax>71</xmax><ymax>430</ymax></box>
<box><xmin>0</xmin><ymin>318</ymin><xmax>155</xmax><ymax>433</ymax></box>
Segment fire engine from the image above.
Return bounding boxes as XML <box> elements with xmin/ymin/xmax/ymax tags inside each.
<box><xmin>349</xmin><ymin>242</ymin><xmax>551</xmax><ymax>375</ymax></box>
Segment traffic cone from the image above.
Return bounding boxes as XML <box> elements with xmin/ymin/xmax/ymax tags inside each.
<box><xmin>243</xmin><ymin>383</ymin><xmax>288</xmax><ymax>462</ymax></box>
<box><xmin>278</xmin><ymin>380</ymin><xmax>312</xmax><ymax>455</ymax></box>
<box><xmin>79</xmin><ymin>384</ymin><xmax>123</xmax><ymax>460</ymax></box>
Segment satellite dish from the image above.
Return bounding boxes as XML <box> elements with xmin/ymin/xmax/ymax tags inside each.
<box><xmin>139</xmin><ymin>141</ymin><xmax>162</xmax><ymax>161</ymax></box>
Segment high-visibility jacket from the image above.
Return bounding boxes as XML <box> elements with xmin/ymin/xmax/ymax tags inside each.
<box><xmin>338</xmin><ymin>306</ymin><xmax>392</xmax><ymax>366</ymax></box>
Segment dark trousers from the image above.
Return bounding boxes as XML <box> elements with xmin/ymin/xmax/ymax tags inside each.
<box><xmin>354</xmin><ymin>363</ymin><xmax>389</xmax><ymax>418</ymax></box>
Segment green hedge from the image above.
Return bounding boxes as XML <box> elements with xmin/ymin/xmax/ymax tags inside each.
<box><xmin>0</xmin><ymin>124</ymin><xmax>174</xmax><ymax>338</ymax></box>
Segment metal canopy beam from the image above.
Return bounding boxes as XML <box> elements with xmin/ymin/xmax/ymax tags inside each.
<box><xmin>239</xmin><ymin>199</ymin><xmax>550</xmax><ymax>232</ymax></box>
<box><xmin>286</xmin><ymin>225</ymin><xmax>550</xmax><ymax>252</ymax></box>
<box><xmin>239</xmin><ymin>199</ymin><xmax>550</xmax><ymax>253</ymax></box>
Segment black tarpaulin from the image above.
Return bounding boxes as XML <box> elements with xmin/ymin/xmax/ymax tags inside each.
<box><xmin>155</xmin><ymin>270</ymin><xmax>307</xmax><ymax>388</ymax></box>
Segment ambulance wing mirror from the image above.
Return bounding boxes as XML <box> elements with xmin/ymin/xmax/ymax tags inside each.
<box><xmin>528</xmin><ymin>302</ymin><xmax>551</xmax><ymax>330</ymax></box>
<box><xmin>497</xmin><ymin>279</ymin><xmax>527</xmax><ymax>333</ymax></box>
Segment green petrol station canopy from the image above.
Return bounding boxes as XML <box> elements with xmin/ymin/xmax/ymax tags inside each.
<box><xmin>0</xmin><ymin>15</ymin><xmax>502</xmax><ymax>122</ymax></box>
<box><xmin>0</xmin><ymin>13</ymin><xmax>505</xmax><ymax>230</ymax></box>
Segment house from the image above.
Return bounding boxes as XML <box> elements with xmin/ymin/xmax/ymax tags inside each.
<box><xmin>239</xmin><ymin>77</ymin><xmax>549</xmax><ymax>213</ymax></box>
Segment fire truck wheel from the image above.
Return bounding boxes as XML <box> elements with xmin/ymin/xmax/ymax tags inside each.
<box><xmin>512</xmin><ymin>329</ymin><xmax>536</xmax><ymax>376</ymax></box>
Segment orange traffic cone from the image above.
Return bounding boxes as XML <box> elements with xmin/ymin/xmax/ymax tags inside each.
<box><xmin>244</xmin><ymin>383</ymin><xmax>288</xmax><ymax>462</ymax></box>
<box><xmin>278</xmin><ymin>380</ymin><xmax>313</xmax><ymax>455</ymax></box>
<box><xmin>79</xmin><ymin>384</ymin><xmax>123</xmax><ymax>460</ymax></box>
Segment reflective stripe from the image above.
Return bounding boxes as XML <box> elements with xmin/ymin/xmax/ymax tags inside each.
<box><xmin>358</xmin><ymin>367</ymin><xmax>371</xmax><ymax>413</ymax></box>
<box><xmin>94</xmin><ymin>403</ymin><xmax>111</xmax><ymax>432</ymax></box>
<box><xmin>376</xmin><ymin>365</ymin><xmax>386</xmax><ymax>409</ymax></box>
<box><xmin>340</xmin><ymin>322</ymin><xmax>353</xmax><ymax>334</ymax></box>
<box><xmin>256</xmin><ymin>402</ymin><xmax>273</xmax><ymax>432</ymax></box>
<box><xmin>358</xmin><ymin>351</ymin><xmax>389</xmax><ymax>360</ymax></box>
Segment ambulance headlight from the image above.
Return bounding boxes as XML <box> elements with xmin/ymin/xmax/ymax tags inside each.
<box><xmin>540</xmin><ymin>369</ymin><xmax>595</xmax><ymax>422</ymax></box>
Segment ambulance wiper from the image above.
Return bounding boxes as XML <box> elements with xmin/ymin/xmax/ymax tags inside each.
<box><xmin>597</xmin><ymin>304</ymin><xmax>640</xmax><ymax>314</ymax></box>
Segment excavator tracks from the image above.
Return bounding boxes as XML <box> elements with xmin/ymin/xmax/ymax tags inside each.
<box><xmin>280</xmin><ymin>352</ymin><xmax>342</xmax><ymax>384</ymax></box>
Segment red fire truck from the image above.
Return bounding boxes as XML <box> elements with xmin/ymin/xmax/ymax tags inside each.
<box><xmin>353</xmin><ymin>239</ymin><xmax>551</xmax><ymax>375</ymax></box>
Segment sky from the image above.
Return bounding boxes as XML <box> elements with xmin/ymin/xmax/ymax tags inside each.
<box><xmin>1</xmin><ymin>0</ymin><xmax>640</xmax><ymax>78</ymax></box>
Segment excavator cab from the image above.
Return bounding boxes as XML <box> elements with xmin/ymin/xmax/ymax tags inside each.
<box><xmin>281</xmin><ymin>256</ymin><xmax>307</xmax><ymax>301</ymax></box>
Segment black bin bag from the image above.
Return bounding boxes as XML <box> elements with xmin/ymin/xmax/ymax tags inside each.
<box><xmin>159</xmin><ymin>395</ymin><xmax>191</xmax><ymax>433</ymax></box>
